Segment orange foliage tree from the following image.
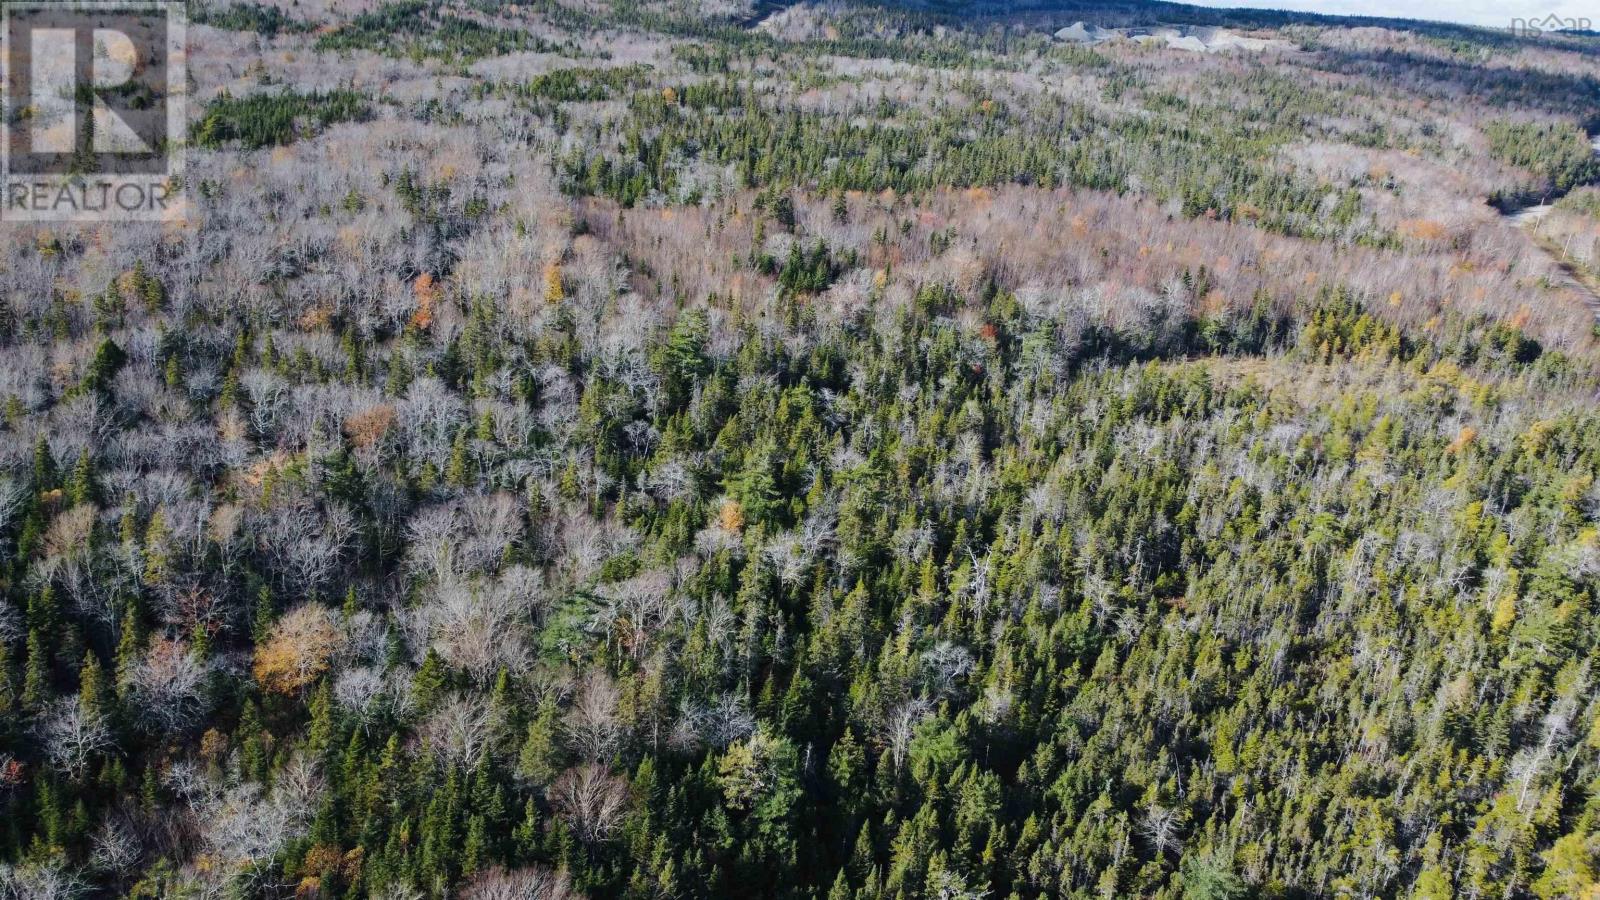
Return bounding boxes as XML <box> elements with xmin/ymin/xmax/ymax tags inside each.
<box><xmin>253</xmin><ymin>604</ymin><xmax>344</xmax><ymax>696</ymax></box>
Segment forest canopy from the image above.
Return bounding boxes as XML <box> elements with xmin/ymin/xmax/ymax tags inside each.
<box><xmin>2</xmin><ymin>0</ymin><xmax>1600</xmax><ymax>898</ymax></box>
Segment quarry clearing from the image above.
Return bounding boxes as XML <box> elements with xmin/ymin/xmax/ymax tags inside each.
<box><xmin>1052</xmin><ymin>21</ymin><xmax>1295</xmax><ymax>52</ymax></box>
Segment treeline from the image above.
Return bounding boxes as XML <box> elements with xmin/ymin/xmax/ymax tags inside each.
<box><xmin>554</xmin><ymin>80</ymin><xmax>1366</xmax><ymax>241</ymax></box>
<box><xmin>192</xmin><ymin>1</ymin><xmax>310</xmax><ymax>38</ymax></box>
<box><xmin>315</xmin><ymin>0</ymin><xmax>566</xmax><ymax>62</ymax></box>
<box><xmin>1485</xmin><ymin>119</ymin><xmax>1600</xmax><ymax>200</ymax></box>
<box><xmin>194</xmin><ymin>90</ymin><xmax>373</xmax><ymax>150</ymax></box>
<box><xmin>514</xmin><ymin>66</ymin><xmax>657</xmax><ymax>104</ymax></box>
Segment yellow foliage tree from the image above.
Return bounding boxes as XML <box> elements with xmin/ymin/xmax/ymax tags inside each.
<box><xmin>253</xmin><ymin>604</ymin><xmax>344</xmax><ymax>695</ymax></box>
<box><xmin>543</xmin><ymin>262</ymin><xmax>564</xmax><ymax>304</ymax></box>
<box><xmin>718</xmin><ymin>498</ymin><xmax>745</xmax><ymax>533</ymax></box>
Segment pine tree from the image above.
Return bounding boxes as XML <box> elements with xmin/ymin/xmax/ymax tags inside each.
<box><xmin>80</xmin><ymin>338</ymin><xmax>126</xmax><ymax>395</ymax></box>
<box><xmin>252</xmin><ymin>585</ymin><xmax>276</xmax><ymax>643</ymax></box>
<box><xmin>77</xmin><ymin>652</ymin><xmax>111</xmax><ymax>723</ymax></box>
<box><xmin>238</xmin><ymin>699</ymin><xmax>268</xmax><ymax>782</ymax></box>
<box><xmin>143</xmin><ymin>507</ymin><xmax>171</xmax><ymax>584</ymax></box>
<box><xmin>32</xmin><ymin>437</ymin><xmax>56</xmax><ymax>491</ymax></box>
<box><xmin>66</xmin><ymin>449</ymin><xmax>96</xmax><ymax>507</ymax></box>
<box><xmin>22</xmin><ymin>628</ymin><xmax>50</xmax><ymax>708</ymax></box>
<box><xmin>413</xmin><ymin>649</ymin><xmax>448</xmax><ymax>713</ymax></box>
<box><xmin>446</xmin><ymin>428</ymin><xmax>472</xmax><ymax>487</ymax></box>
<box><xmin>308</xmin><ymin>681</ymin><xmax>336</xmax><ymax>756</ymax></box>
<box><xmin>0</xmin><ymin>641</ymin><xmax>13</xmax><ymax>716</ymax></box>
<box><xmin>518</xmin><ymin>699</ymin><xmax>561</xmax><ymax>786</ymax></box>
<box><xmin>114</xmin><ymin>601</ymin><xmax>146</xmax><ymax>691</ymax></box>
<box><xmin>134</xmin><ymin>261</ymin><xmax>165</xmax><ymax>312</ymax></box>
<box><xmin>824</xmin><ymin>869</ymin><xmax>850</xmax><ymax>900</ymax></box>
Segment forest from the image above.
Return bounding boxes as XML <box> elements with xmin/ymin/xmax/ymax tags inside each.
<box><xmin>2</xmin><ymin>0</ymin><xmax>1600</xmax><ymax>897</ymax></box>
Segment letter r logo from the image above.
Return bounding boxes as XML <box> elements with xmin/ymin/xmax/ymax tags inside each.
<box><xmin>22</xmin><ymin>22</ymin><xmax>155</xmax><ymax>155</ymax></box>
<box><xmin>28</xmin><ymin>28</ymin><xmax>77</xmax><ymax>154</ymax></box>
<box><xmin>2</xmin><ymin>1</ymin><xmax>186</xmax><ymax>222</ymax></box>
<box><xmin>4</xmin><ymin>2</ymin><xmax>179</xmax><ymax>174</ymax></box>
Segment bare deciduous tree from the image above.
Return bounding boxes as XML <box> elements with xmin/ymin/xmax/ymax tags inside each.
<box><xmin>921</xmin><ymin>641</ymin><xmax>975</xmax><ymax>700</ymax></box>
<box><xmin>38</xmin><ymin>698</ymin><xmax>111</xmax><ymax>780</ymax></box>
<box><xmin>549</xmin><ymin>765</ymin><xmax>628</xmax><ymax>847</ymax></box>
<box><xmin>461</xmin><ymin>865</ymin><xmax>581</xmax><ymax>900</ymax></box>
<box><xmin>420</xmin><ymin>694</ymin><xmax>502</xmax><ymax>767</ymax></box>
<box><xmin>409</xmin><ymin>568</ymin><xmax>540</xmax><ymax>681</ymax></box>
<box><xmin>253</xmin><ymin>500</ymin><xmax>356</xmax><ymax>595</ymax></box>
<box><xmin>0</xmin><ymin>859</ymin><xmax>87</xmax><ymax>900</ymax></box>
<box><xmin>670</xmin><ymin>693</ymin><xmax>755</xmax><ymax>753</ymax></box>
<box><xmin>883</xmin><ymin>698</ymin><xmax>933</xmax><ymax>772</ymax></box>
<box><xmin>89</xmin><ymin>816</ymin><xmax>141</xmax><ymax>877</ymax></box>
<box><xmin>564</xmin><ymin>672</ymin><xmax>623</xmax><ymax>762</ymax></box>
<box><xmin>122</xmin><ymin>637</ymin><xmax>211</xmax><ymax>734</ymax></box>
<box><xmin>1140</xmin><ymin>803</ymin><xmax>1184</xmax><ymax>857</ymax></box>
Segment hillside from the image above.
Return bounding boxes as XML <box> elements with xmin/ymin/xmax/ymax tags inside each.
<box><xmin>3</xmin><ymin>1</ymin><xmax>1600</xmax><ymax>898</ymax></box>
